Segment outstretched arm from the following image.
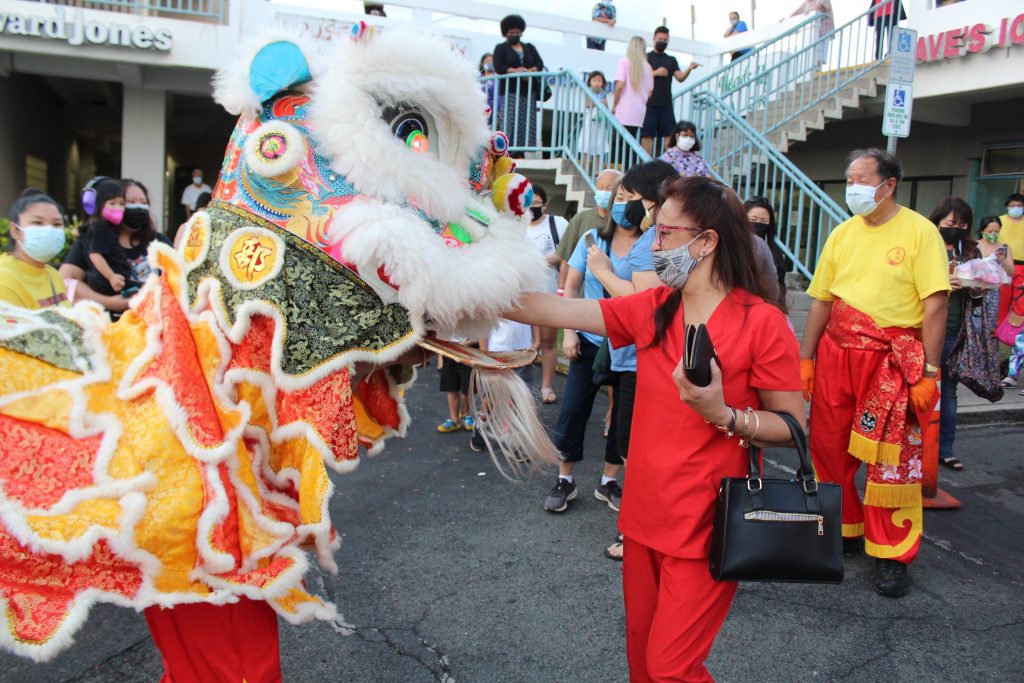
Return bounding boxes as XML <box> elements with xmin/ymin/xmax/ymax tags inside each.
<box><xmin>507</xmin><ymin>292</ymin><xmax>606</xmax><ymax>337</ymax></box>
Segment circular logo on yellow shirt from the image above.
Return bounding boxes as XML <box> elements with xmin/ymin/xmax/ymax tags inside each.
<box><xmin>220</xmin><ymin>227</ymin><xmax>284</xmax><ymax>290</ymax></box>
<box><xmin>886</xmin><ymin>247</ymin><xmax>906</xmax><ymax>266</ymax></box>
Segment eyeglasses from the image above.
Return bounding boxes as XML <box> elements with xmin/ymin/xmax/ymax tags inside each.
<box><xmin>654</xmin><ymin>223</ymin><xmax>703</xmax><ymax>247</ymax></box>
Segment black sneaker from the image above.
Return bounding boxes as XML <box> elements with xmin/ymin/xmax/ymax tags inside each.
<box><xmin>469</xmin><ymin>430</ymin><xmax>485</xmax><ymax>452</ymax></box>
<box><xmin>594</xmin><ymin>480</ymin><xmax>622</xmax><ymax>512</ymax></box>
<box><xmin>874</xmin><ymin>559</ymin><xmax>910</xmax><ymax>598</ymax></box>
<box><xmin>543</xmin><ymin>478</ymin><xmax>577</xmax><ymax>513</ymax></box>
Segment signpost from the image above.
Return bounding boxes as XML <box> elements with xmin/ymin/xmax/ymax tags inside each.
<box><xmin>884</xmin><ymin>26</ymin><xmax>917</xmax><ymax>154</ymax></box>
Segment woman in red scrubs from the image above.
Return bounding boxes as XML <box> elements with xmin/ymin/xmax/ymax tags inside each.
<box><xmin>510</xmin><ymin>175</ymin><xmax>805</xmax><ymax>681</ymax></box>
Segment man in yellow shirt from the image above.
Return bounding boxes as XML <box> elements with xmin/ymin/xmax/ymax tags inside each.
<box><xmin>997</xmin><ymin>193</ymin><xmax>1024</xmax><ymax>325</ymax></box>
<box><xmin>800</xmin><ymin>148</ymin><xmax>950</xmax><ymax>598</ymax></box>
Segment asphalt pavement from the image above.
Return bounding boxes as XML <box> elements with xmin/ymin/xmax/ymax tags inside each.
<box><xmin>2</xmin><ymin>369</ymin><xmax>1022</xmax><ymax>683</ymax></box>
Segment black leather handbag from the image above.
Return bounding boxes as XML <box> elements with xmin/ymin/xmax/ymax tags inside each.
<box><xmin>709</xmin><ymin>412</ymin><xmax>844</xmax><ymax>583</ymax></box>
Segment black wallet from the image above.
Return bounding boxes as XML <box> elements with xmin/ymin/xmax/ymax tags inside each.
<box><xmin>683</xmin><ymin>323</ymin><xmax>718</xmax><ymax>387</ymax></box>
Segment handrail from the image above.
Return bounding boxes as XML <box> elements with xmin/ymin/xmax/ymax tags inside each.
<box><xmin>672</xmin><ymin>11</ymin><xmax>827</xmax><ymax>118</ymax></box>
<box><xmin>692</xmin><ymin>90</ymin><xmax>848</xmax><ymax>279</ymax></box>
<box><xmin>479</xmin><ymin>71</ymin><xmax>650</xmax><ymax>194</ymax></box>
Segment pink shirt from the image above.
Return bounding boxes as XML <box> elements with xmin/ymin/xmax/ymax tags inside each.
<box><xmin>614</xmin><ymin>57</ymin><xmax>654</xmax><ymax>127</ymax></box>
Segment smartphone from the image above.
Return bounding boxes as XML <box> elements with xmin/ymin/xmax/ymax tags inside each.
<box><xmin>998</xmin><ymin>244</ymin><xmax>1009</xmax><ymax>257</ymax></box>
<box><xmin>584</xmin><ymin>233</ymin><xmax>597</xmax><ymax>249</ymax></box>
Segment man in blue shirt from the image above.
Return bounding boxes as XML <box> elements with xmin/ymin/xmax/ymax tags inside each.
<box><xmin>724</xmin><ymin>11</ymin><xmax>751</xmax><ymax>61</ymax></box>
<box><xmin>586</xmin><ymin>1</ymin><xmax>616</xmax><ymax>51</ymax></box>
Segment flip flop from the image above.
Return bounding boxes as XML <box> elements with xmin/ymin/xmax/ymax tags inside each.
<box><xmin>540</xmin><ymin>387</ymin><xmax>557</xmax><ymax>404</ymax></box>
<box><xmin>939</xmin><ymin>457</ymin><xmax>964</xmax><ymax>471</ymax></box>
<box><xmin>604</xmin><ymin>541</ymin><xmax>623</xmax><ymax>561</ymax></box>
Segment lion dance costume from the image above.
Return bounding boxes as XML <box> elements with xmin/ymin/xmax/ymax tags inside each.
<box><xmin>0</xmin><ymin>26</ymin><xmax>557</xmax><ymax>681</ymax></box>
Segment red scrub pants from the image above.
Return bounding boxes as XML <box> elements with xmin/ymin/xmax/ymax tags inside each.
<box><xmin>622</xmin><ymin>537</ymin><xmax>737</xmax><ymax>682</ymax></box>
<box><xmin>144</xmin><ymin>598</ymin><xmax>282</xmax><ymax>683</ymax></box>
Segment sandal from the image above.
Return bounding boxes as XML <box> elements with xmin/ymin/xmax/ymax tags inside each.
<box><xmin>939</xmin><ymin>456</ymin><xmax>964</xmax><ymax>471</ymax></box>
<box><xmin>604</xmin><ymin>541</ymin><xmax>623</xmax><ymax>561</ymax></box>
<box><xmin>541</xmin><ymin>387</ymin><xmax>557</xmax><ymax>404</ymax></box>
<box><xmin>1001</xmin><ymin>377</ymin><xmax>1017</xmax><ymax>387</ymax></box>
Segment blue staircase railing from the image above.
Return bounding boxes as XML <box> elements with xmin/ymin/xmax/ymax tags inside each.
<box><xmin>692</xmin><ymin>90</ymin><xmax>848</xmax><ymax>279</ymax></box>
<box><xmin>479</xmin><ymin>71</ymin><xmax>651</xmax><ymax>195</ymax></box>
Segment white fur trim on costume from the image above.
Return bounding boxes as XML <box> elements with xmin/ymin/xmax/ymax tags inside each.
<box><xmin>309</xmin><ymin>28</ymin><xmax>489</xmax><ymax>224</ymax></box>
<box><xmin>243</xmin><ymin>120</ymin><xmax>306</xmax><ymax>178</ymax></box>
<box><xmin>330</xmin><ymin>200</ymin><xmax>549</xmax><ymax>337</ymax></box>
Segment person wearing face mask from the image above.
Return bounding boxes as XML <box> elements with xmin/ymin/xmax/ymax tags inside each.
<box><xmin>557</xmin><ymin>169</ymin><xmax>623</xmax><ymax>294</ymax></box>
<box><xmin>0</xmin><ymin>189</ymin><xmax>69</xmax><ymax>309</ymax></box>
<box><xmin>744</xmin><ymin>196</ymin><xmax>788</xmax><ymax>302</ymax></box>
<box><xmin>660</xmin><ymin>120</ymin><xmax>709</xmax><ymax>178</ymax></box>
<box><xmin>506</xmin><ymin>175</ymin><xmax>802</xmax><ymax>680</ymax></box>
<box><xmin>997</xmin><ymin>193</ymin><xmax>1024</xmax><ymax>327</ymax></box>
<box><xmin>492</xmin><ymin>15</ymin><xmax>545</xmax><ymax>156</ymax></box>
<box><xmin>641</xmin><ymin>27</ymin><xmax>700</xmax><ymax>156</ymax></box>
<box><xmin>84</xmin><ymin>178</ymin><xmax>137</xmax><ymax>298</ymax></box>
<box><xmin>928</xmin><ymin>197</ymin><xmax>981</xmax><ymax>472</ymax></box>
<box><xmin>800</xmin><ymin>148</ymin><xmax>950</xmax><ymax>598</ymax></box>
<box><xmin>478</xmin><ymin>52</ymin><xmax>503</xmax><ymax>131</ymax></box>
<box><xmin>181</xmin><ymin>168</ymin><xmax>212</xmax><ymax>220</ymax></box>
<box><xmin>723</xmin><ymin>11</ymin><xmax>750</xmax><ymax>61</ymax></box>
<box><xmin>586</xmin><ymin>0</ymin><xmax>616</xmax><ymax>51</ymax></box>
<box><xmin>576</xmin><ymin>70</ymin><xmax>611</xmax><ymax>172</ymax></box>
<box><xmin>977</xmin><ymin>215</ymin><xmax>1022</xmax><ymax>392</ymax></box>
<box><xmin>120</xmin><ymin>178</ymin><xmax>172</xmax><ymax>284</ymax></box>
<box><xmin>524</xmin><ymin>184</ymin><xmax>568</xmax><ymax>403</ymax></box>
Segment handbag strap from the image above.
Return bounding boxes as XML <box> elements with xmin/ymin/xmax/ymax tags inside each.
<box><xmin>746</xmin><ymin>411</ymin><xmax>818</xmax><ymax>505</ymax></box>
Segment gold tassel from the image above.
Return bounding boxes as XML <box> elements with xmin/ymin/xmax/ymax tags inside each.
<box><xmin>847</xmin><ymin>431</ymin><xmax>880</xmax><ymax>464</ymax></box>
<box><xmin>864</xmin><ymin>482</ymin><xmax>922</xmax><ymax>509</ymax></box>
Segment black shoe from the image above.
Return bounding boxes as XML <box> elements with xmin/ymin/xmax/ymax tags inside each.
<box><xmin>543</xmin><ymin>478</ymin><xmax>577</xmax><ymax>513</ymax></box>
<box><xmin>469</xmin><ymin>430</ymin><xmax>485</xmax><ymax>452</ymax></box>
<box><xmin>594</xmin><ymin>480</ymin><xmax>622</xmax><ymax>512</ymax></box>
<box><xmin>842</xmin><ymin>537</ymin><xmax>864</xmax><ymax>555</ymax></box>
<box><xmin>874</xmin><ymin>559</ymin><xmax>910</xmax><ymax>598</ymax></box>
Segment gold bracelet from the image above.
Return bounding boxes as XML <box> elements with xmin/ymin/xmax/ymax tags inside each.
<box><xmin>739</xmin><ymin>408</ymin><xmax>761</xmax><ymax>447</ymax></box>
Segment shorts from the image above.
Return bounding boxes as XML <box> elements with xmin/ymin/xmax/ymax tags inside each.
<box><xmin>641</xmin><ymin>105</ymin><xmax>676</xmax><ymax>139</ymax></box>
<box><xmin>439</xmin><ymin>358</ymin><xmax>472</xmax><ymax>394</ymax></box>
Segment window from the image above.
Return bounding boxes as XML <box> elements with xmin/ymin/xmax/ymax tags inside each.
<box><xmin>981</xmin><ymin>145</ymin><xmax>1024</xmax><ymax>177</ymax></box>
<box><xmin>25</xmin><ymin>155</ymin><xmax>47</xmax><ymax>192</ymax></box>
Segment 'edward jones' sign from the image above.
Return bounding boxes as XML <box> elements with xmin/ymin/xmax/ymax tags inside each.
<box><xmin>917</xmin><ymin>13</ymin><xmax>1024</xmax><ymax>62</ymax></box>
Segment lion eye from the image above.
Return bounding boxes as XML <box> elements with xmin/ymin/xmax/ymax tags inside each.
<box><xmin>381</xmin><ymin>104</ymin><xmax>432</xmax><ymax>154</ymax></box>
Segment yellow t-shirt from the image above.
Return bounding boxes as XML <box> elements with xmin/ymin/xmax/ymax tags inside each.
<box><xmin>997</xmin><ymin>213</ymin><xmax>1024</xmax><ymax>259</ymax></box>
<box><xmin>0</xmin><ymin>254</ymin><xmax>69</xmax><ymax>310</ymax></box>
<box><xmin>807</xmin><ymin>206</ymin><xmax>951</xmax><ymax>328</ymax></box>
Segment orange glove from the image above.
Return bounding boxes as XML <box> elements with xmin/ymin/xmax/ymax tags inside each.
<box><xmin>800</xmin><ymin>359</ymin><xmax>815</xmax><ymax>401</ymax></box>
<box><xmin>909</xmin><ymin>376</ymin><xmax>937</xmax><ymax>413</ymax></box>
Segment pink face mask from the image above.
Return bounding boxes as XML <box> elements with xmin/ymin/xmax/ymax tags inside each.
<box><xmin>102</xmin><ymin>205</ymin><xmax>125</xmax><ymax>225</ymax></box>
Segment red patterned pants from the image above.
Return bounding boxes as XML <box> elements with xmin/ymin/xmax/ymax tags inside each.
<box><xmin>809</xmin><ymin>334</ymin><xmax>923</xmax><ymax>564</ymax></box>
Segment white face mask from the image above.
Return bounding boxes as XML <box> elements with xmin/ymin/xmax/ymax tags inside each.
<box><xmin>17</xmin><ymin>224</ymin><xmax>66</xmax><ymax>263</ymax></box>
<box><xmin>845</xmin><ymin>181</ymin><xmax>884</xmax><ymax>217</ymax></box>
<box><xmin>192</xmin><ymin>176</ymin><xmax>203</xmax><ymax>185</ymax></box>
<box><xmin>677</xmin><ymin>136</ymin><xmax>696</xmax><ymax>152</ymax></box>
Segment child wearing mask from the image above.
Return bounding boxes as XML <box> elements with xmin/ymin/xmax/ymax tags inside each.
<box><xmin>85</xmin><ymin>178</ymin><xmax>135</xmax><ymax>296</ymax></box>
<box><xmin>577</xmin><ymin>70</ymin><xmax>611</xmax><ymax>171</ymax></box>
<box><xmin>660</xmin><ymin>120</ymin><xmax>710</xmax><ymax>178</ymax></box>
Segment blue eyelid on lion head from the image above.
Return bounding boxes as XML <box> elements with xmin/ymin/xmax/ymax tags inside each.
<box><xmin>249</xmin><ymin>41</ymin><xmax>312</xmax><ymax>104</ymax></box>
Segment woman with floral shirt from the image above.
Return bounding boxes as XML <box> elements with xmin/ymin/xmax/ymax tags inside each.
<box><xmin>660</xmin><ymin>120</ymin><xmax>709</xmax><ymax>178</ymax></box>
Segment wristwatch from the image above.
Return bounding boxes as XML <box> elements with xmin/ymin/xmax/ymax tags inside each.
<box><xmin>923</xmin><ymin>363</ymin><xmax>939</xmax><ymax>378</ymax></box>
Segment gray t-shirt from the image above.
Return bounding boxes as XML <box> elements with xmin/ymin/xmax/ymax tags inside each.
<box><xmin>752</xmin><ymin>234</ymin><xmax>781</xmax><ymax>302</ymax></box>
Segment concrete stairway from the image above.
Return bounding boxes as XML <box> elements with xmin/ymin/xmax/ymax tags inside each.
<box><xmin>748</xmin><ymin>63</ymin><xmax>888</xmax><ymax>153</ymax></box>
<box><xmin>515</xmin><ymin>157</ymin><xmax>595</xmax><ymax>211</ymax></box>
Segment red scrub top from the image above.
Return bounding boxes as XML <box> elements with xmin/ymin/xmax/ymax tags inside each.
<box><xmin>599</xmin><ymin>287</ymin><xmax>801</xmax><ymax>559</ymax></box>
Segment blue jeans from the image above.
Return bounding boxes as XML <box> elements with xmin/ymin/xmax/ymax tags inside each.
<box><xmin>939</xmin><ymin>334</ymin><xmax>958</xmax><ymax>458</ymax></box>
<box><xmin>553</xmin><ymin>337</ymin><xmax>621</xmax><ymax>465</ymax></box>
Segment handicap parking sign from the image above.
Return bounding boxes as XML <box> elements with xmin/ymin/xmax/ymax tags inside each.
<box><xmin>893</xmin><ymin>89</ymin><xmax>906</xmax><ymax>108</ymax></box>
<box><xmin>898</xmin><ymin>32</ymin><xmax>912</xmax><ymax>53</ymax></box>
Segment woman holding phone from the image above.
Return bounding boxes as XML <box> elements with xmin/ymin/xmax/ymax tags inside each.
<box><xmin>508</xmin><ymin>175</ymin><xmax>803</xmax><ymax>681</ymax></box>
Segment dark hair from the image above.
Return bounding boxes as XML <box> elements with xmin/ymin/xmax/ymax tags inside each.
<box><xmin>479</xmin><ymin>52</ymin><xmax>493</xmax><ymax>73</ymax></box>
<box><xmin>1005</xmin><ymin>193</ymin><xmax>1024</xmax><ymax>206</ymax></box>
<box><xmin>10</xmin><ymin>188</ymin><xmax>62</xmax><ymax>223</ymax></box>
<box><xmin>848</xmin><ymin>148</ymin><xmax>903</xmax><ymax>183</ymax></box>
<box><xmin>621</xmin><ymin>160</ymin><xmax>678</xmax><ymax>202</ymax></box>
<box><xmin>587</xmin><ymin>70</ymin><xmax>607</xmax><ymax>88</ymax></box>
<box><xmin>744</xmin><ymin>196</ymin><xmax>789</xmax><ymax>305</ymax></box>
<box><xmin>598</xmin><ymin>176</ymin><xmax>626</xmax><ymax>241</ymax></box>
<box><xmin>501</xmin><ymin>14</ymin><xmax>526</xmax><ymax>35</ymax></box>
<box><xmin>654</xmin><ymin>26</ymin><xmax>670</xmax><ymax>36</ymax></box>
<box><xmin>531</xmin><ymin>183</ymin><xmax>547</xmax><ymax>204</ymax></box>
<box><xmin>668</xmin><ymin>120</ymin><xmax>701</xmax><ymax>152</ymax></box>
<box><xmin>977</xmin><ymin>214</ymin><xmax>1002</xmax><ymax>238</ymax></box>
<box><xmin>196</xmin><ymin>191</ymin><xmax>212</xmax><ymax>209</ymax></box>
<box><xmin>649</xmin><ymin>177</ymin><xmax>780</xmax><ymax>349</ymax></box>
<box><xmin>928</xmin><ymin>197</ymin><xmax>973</xmax><ymax>231</ymax></box>
<box><xmin>121</xmin><ymin>177</ymin><xmax>159</xmax><ymax>247</ymax></box>
<box><xmin>84</xmin><ymin>178</ymin><xmax>124</xmax><ymax>232</ymax></box>
<box><xmin>744</xmin><ymin>196</ymin><xmax>777</xmax><ymax>237</ymax></box>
